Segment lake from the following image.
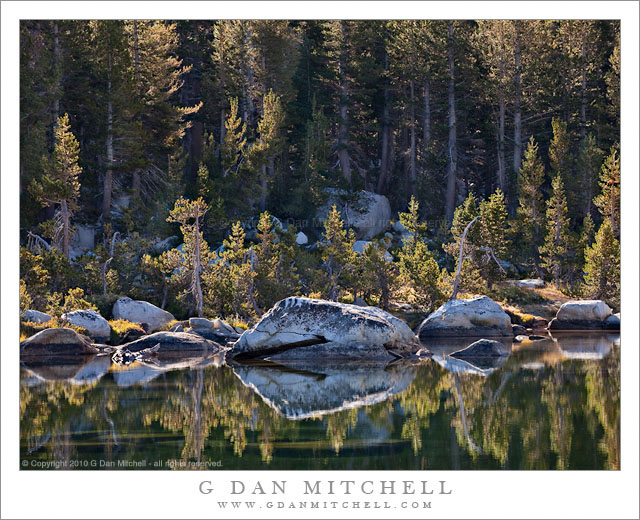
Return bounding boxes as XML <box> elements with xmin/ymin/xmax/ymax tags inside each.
<box><xmin>20</xmin><ymin>332</ymin><xmax>620</xmax><ymax>470</ymax></box>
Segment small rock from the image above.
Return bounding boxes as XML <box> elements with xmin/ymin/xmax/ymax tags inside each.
<box><xmin>450</xmin><ymin>339</ymin><xmax>509</xmax><ymax>358</ymax></box>
<box><xmin>113</xmin><ymin>297</ymin><xmax>175</xmax><ymax>332</ymax></box>
<box><xmin>603</xmin><ymin>313</ymin><xmax>620</xmax><ymax>330</ymax></box>
<box><xmin>531</xmin><ymin>318</ymin><xmax>548</xmax><ymax>329</ymax></box>
<box><xmin>511</xmin><ymin>279</ymin><xmax>545</xmax><ymax>289</ymax></box>
<box><xmin>528</xmin><ymin>334</ymin><xmax>547</xmax><ymax>341</ymax></box>
<box><xmin>170</xmin><ymin>323</ymin><xmax>184</xmax><ymax>332</ymax></box>
<box><xmin>512</xmin><ymin>324</ymin><xmax>527</xmax><ymax>336</ymax></box>
<box><xmin>557</xmin><ymin>300</ymin><xmax>612</xmax><ymax>322</ymax></box>
<box><xmin>514</xmin><ymin>335</ymin><xmax>529</xmax><ymax>343</ymax></box>
<box><xmin>189</xmin><ymin>317</ymin><xmax>215</xmax><ymax>330</ymax></box>
<box><xmin>295</xmin><ymin>231</ymin><xmax>308</xmax><ymax>245</ymax></box>
<box><xmin>22</xmin><ymin>309</ymin><xmax>52</xmax><ymax>324</ymax></box>
<box><xmin>62</xmin><ymin>309</ymin><xmax>111</xmax><ymax>342</ymax></box>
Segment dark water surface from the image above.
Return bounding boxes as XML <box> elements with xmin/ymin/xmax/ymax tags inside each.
<box><xmin>20</xmin><ymin>333</ymin><xmax>620</xmax><ymax>470</ymax></box>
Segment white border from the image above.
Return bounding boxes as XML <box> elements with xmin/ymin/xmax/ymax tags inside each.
<box><xmin>2</xmin><ymin>2</ymin><xmax>638</xmax><ymax>519</ymax></box>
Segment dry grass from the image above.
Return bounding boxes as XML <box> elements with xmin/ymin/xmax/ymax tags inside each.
<box><xmin>108</xmin><ymin>319</ymin><xmax>145</xmax><ymax>335</ymax></box>
<box><xmin>20</xmin><ymin>317</ymin><xmax>89</xmax><ymax>339</ymax></box>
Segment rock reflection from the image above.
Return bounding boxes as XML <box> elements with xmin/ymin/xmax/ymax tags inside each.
<box><xmin>22</xmin><ymin>354</ymin><xmax>111</xmax><ymax>386</ymax></box>
<box><xmin>231</xmin><ymin>359</ymin><xmax>418</xmax><ymax>419</ymax></box>
<box><xmin>552</xmin><ymin>332</ymin><xmax>618</xmax><ymax>360</ymax></box>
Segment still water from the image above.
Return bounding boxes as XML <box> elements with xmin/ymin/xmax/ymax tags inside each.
<box><xmin>20</xmin><ymin>333</ymin><xmax>620</xmax><ymax>470</ymax></box>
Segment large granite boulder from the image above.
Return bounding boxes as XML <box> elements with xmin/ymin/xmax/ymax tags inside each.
<box><xmin>187</xmin><ymin>317</ymin><xmax>240</xmax><ymax>343</ymax></box>
<box><xmin>231</xmin><ymin>360</ymin><xmax>417</xmax><ymax>419</ymax></box>
<box><xmin>317</xmin><ymin>189</ymin><xmax>391</xmax><ymax>240</ymax></box>
<box><xmin>548</xmin><ymin>300</ymin><xmax>613</xmax><ymax>330</ymax></box>
<box><xmin>417</xmin><ymin>296</ymin><xmax>512</xmax><ymax>339</ymax></box>
<box><xmin>112</xmin><ymin>297</ymin><xmax>175</xmax><ymax>332</ymax></box>
<box><xmin>232</xmin><ymin>297</ymin><xmax>420</xmax><ymax>360</ymax></box>
<box><xmin>62</xmin><ymin>309</ymin><xmax>111</xmax><ymax>342</ymax></box>
<box><xmin>22</xmin><ymin>309</ymin><xmax>53</xmax><ymax>324</ymax></box>
<box><xmin>20</xmin><ymin>328</ymin><xmax>99</xmax><ymax>357</ymax></box>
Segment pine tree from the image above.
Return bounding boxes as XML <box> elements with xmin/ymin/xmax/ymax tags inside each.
<box><xmin>540</xmin><ymin>175</ymin><xmax>571</xmax><ymax>285</ymax></box>
<box><xmin>166</xmin><ymin>197</ymin><xmax>210</xmax><ymax>317</ymax></box>
<box><xmin>516</xmin><ymin>136</ymin><xmax>546</xmax><ymax>271</ymax></box>
<box><xmin>204</xmin><ymin>222</ymin><xmax>258</xmax><ymax>320</ymax></box>
<box><xmin>320</xmin><ymin>205</ymin><xmax>357</xmax><ymax>301</ymax></box>
<box><xmin>247</xmin><ymin>89</ymin><xmax>285</xmax><ymax>211</ymax></box>
<box><xmin>549</xmin><ymin>118</ymin><xmax>576</xmax><ymax>219</ymax></box>
<box><xmin>577</xmin><ymin>133</ymin><xmax>603</xmax><ymax>219</ymax></box>
<box><xmin>220</xmin><ymin>97</ymin><xmax>247</xmax><ymax>176</ymax></box>
<box><xmin>593</xmin><ymin>146</ymin><xmax>620</xmax><ymax>238</ymax></box>
<box><xmin>29</xmin><ymin>114</ymin><xmax>82</xmax><ymax>260</ymax></box>
<box><xmin>478</xmin><ymin>189</ymin><xmax>510</xmax><ymax>287</ymax></box>
<box><xmin>360</xmin><ymin>238</ymin><xmax>398</xmax><ymax>310</ymax></box>
<box><xmin>398</xmin><ymin>196</ymin><xmax>445</xmax><ymax>311</ymax></box>
<box><xmin>584</xmin><ymin>219</ymin><xmax>620</xmax><ymax>308</ymax></box>
<box><xmin>254</xmin><ymin>211</ymin><xmax>299</xmax><ymax>309</ymax></box>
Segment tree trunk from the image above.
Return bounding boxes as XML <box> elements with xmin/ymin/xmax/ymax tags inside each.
<box><xmin>193</xmin><ymin>218</ymin><xmax>204</xmax><ymax>317</ymax></box>
<box><xmin>132</xmin><ymin>21</ymin><xmax>141</xmax><ymax>196</ymax></box>
<box><xmin>377</xmin><ymin>47</ymin><xmax>390</xmax><ymax>194</ymax></box>
<box><xmin>445</xmin><ymin>21</ymin><xmax>457</xmax><ymax>224</ymax></box>
<box><xmin>409</xmin><ymin>78</ymin><xmax>417</xmax><ymax>197</ymax></box>
<box><xmin>103</xmin><ymin>63</ymin><xmax>113</xmax><ymax>218</ymax></box>
<box><xmin>51</xmin><ymin>22</ymin><xmax>60</xmax><ymax>150</ymax></box>
<box><xmin>580</xmin><ymin>31</ymin><xmax>587</xmax><ymax>140</ymax></box>
<box><xmin>512</xmin><ymin>25</ymin><xmax>522</xmax><ymax>178</ymax></box>
<box><xmin>497</xmin><ymin>89</ymin><xmax>506</xmax><ymax>192</ymax></box>
<box><xmin>450</xmin><ymin>216</ymin><xmax>479</xmax><ymax>300</ymax></box>
<box><xmin>60</xmin><ymin>199</ymin><xmax>71</xmax><ymax>260</ymax></box>
<box><xmin>423</xmin><ymin>75</ymin><xmax>431</xmax><ymax>148</ymax></box>
<box><xmin>259</xmin><ymin>164</ymin><xmax>267</xmax><ymax>211</ymax></box>
<box><xmin>337</xmin><ymin>21</ymin><xmax>352</xmax><ymax>184</ymax></box>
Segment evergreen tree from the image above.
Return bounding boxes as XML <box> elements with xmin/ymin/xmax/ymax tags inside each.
<box><xmin>29</xmin><ymin>114</ymin><xmax>82</xmax><ymax>260</ymax></box>
<box><xmin>516</xmin><ymin>137</ymin><xmax>546</xmax><ymax>271</ymax></box>
<box><xmin>577</xmin><ymin>133</ymin><xmax>603</xmax><ymax>219</ymax></box>
<box><xmin>398</xmin><ymin>196</ymin><xmax>446</xmax><ymax>311</ymax></box>
<box><xmin>320</xmin><ymin>205</ymin><xmax>357</xmax><ymax>301</ymax></box>
<box><xmin>166</xmin><ymin>197</ymin><xmax>210</xmax><ymax>317</ymax></box>
<box><xmin>478</xmin><ymin>189</ymin><xmax>510</xmax><ymax>287</ymax></box>
<box><xmin>254</xmin><ymin>211</ymin><xmax>299</xmax><ymax>310</ymax></box>
<box><xmin>204</xmin><ymin>222</ymin><xmax>258</xmax><ymax>319</ymax></box>
<box><xmin>220</xmin><ymin>97</ymin><xmax>247</xmax><ymax>176</ymax></box>
<box><xmin>540</xmin><ymin>175</ymin><xmax>571</xmax><ymax>285</ymax></box>
<box><xmin>584</xmin><ymin>220</ymin><xmax>620</xmax><ymax>308</ymax></box>
<box><xmin>360</xmin><ymin>238</ymin><xmax>398</xmax><ymax>310</ymax></box>
<box><xmin>593</xmin><ymin>146</ymin><xmax>620</xmax><ymax>238</ymax></box>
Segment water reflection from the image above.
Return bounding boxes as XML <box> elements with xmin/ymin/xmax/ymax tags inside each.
<box><xmin>20</xmin><ymin>332</ymin><xmax>620</xmax><ymax>470</ymax></box>
<box><xmin>231</xmin><ymin>360</ymin><xmax>417</xmax><ymax>419</ymax></box>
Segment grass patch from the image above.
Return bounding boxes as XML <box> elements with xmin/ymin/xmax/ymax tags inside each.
<box><xmin>491</xmin><ymin>284</ymin><xmax>545</xmax><ymax>305</ymax></box>
<box><xmin>158</xmin><ymin>319</ymin><xmax>182</xmax><ymax>331</ymax></box>
<box><xmin>227</xmin><ymin>317</ymin><xmax>249</xmax><ymax>331</ymax></box>
<box><xmin>20</xmin><ymin>317</ymin><xmax>88</xmax><ymax>340</ymax></box>
<box><xmin>109</xmin><ymin>319</ymin><xmax>146</xmax><ymax>344</ymax></box>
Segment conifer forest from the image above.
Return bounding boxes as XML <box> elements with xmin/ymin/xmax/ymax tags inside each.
<box><xmin>20</xmin><ymin>20</ymin><xmax>621</xmax><ymax>322</ymax></box>
<box><xmin>18</xmin><ymin>19</ymin><xmax>623</xmax><ymax>476</ymax></box>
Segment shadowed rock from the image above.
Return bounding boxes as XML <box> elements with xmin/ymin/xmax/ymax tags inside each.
<box><xmin>22</xmin><ymin>310</ymin><xmax>52</xmax><ymax>324</ymax></box>
<box><xmin>231</xmin><ymin>360</ymin><xmax>417</xmax><ymax>419</ymax></box>
<box><xmin>20</xmin><ymin>328</ymin><xmax>99</xmax><ymax>357</ymax></box>
<box><xmin>450</xmin><ymin>339</ymin><xmax>510</xmax><ymax>358</ymax></box>
<box><xmin>116</xmin><ymin>331</ymin><xmax>224</xmax><ymax>353</ymax></box>
<box><xmin>232</xmin><ymin>297</ymin><xmax>420</xmax><ymax>360</ymax></box>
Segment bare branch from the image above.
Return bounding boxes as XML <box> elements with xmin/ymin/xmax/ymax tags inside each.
<box><xmin>450</xmin><ymin>216</ymin><xmax>480</xmax><ymax>300</ymax></box>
